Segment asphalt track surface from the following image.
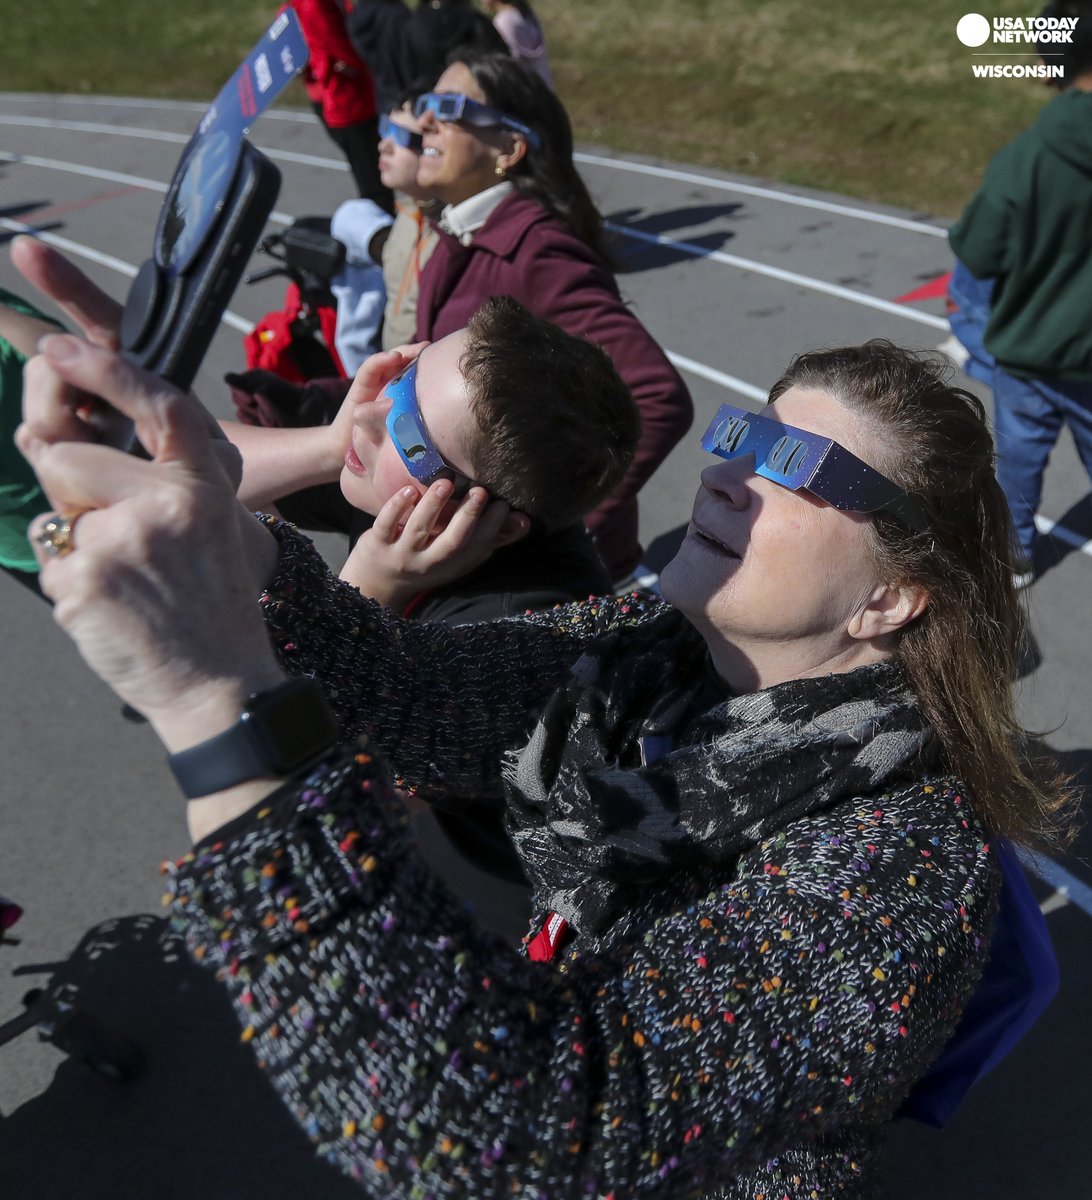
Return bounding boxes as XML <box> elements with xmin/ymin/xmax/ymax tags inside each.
<box><xmin>0</xmin><ymin>94</ymin><xmax>1089</xmax><ymax>1198</ymax></box>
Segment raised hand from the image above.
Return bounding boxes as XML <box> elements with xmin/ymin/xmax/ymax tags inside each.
<box><xmin>18</xmin><ymin>335</ymin><xmax>283</xmax><ymax>745</ymax></box>
<box><xmin>340</xmin><ymin>478</ymin><xmax>529</xmax><ymax>610</ymax></box>
<box><xmin>12</xmin><ymin>235</ymin><xmax>123</xmax><ymax>349</ymax></box>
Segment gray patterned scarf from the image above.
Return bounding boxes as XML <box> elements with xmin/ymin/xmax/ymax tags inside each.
<box><xmin>503</xmin><ymin>609</ymin><xmax>935</xmax><ymax>935</ymax></box>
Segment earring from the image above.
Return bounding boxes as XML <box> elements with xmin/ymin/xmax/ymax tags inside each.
<box><xmin>495</xmin><ymin>163</ymin><xmax>506</xmax><ymax>178</ymax></box>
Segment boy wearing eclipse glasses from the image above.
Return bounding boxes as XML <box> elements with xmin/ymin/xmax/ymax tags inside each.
<box><xmin>224</xmin><ymin>295</ymin><xmax>639</xmax><ymax>626</ymax></box>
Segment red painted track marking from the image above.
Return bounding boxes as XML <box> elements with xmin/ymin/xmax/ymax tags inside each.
<box><xmin>19</xmin><ymin>185</ymin><xmax>144</xmax><ymax>224</ymax></box>
<box><xmin>893</xmin><ymin>271</ymin><xmax>952</xmax><ymax>304</ymax></box>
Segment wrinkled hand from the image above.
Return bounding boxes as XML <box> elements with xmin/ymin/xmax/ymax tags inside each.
<box><xmin>12</xmin><ymin>235</ymin><xmax>122</xmax><ymax>349</ymax></box>
<box><xmin>18</xmin><ymin>337</ymin><xmax>284</xmax><ymax>749</ymax></box>
<box><xmin>340</xmin><ymin>479</ymin><xmax>529</xmax><ymax>610</ymax></box>
<box><xmin>15</xmin><ymin>238</ymin><xmax>248</xmax><ymax>488</ymax></box>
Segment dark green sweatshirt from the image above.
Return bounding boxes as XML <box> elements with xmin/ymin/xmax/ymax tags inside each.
<box><xmin>949</xmin><ymin>88</ymin><xmax>1092</xmax><ymax>380</ymax></box>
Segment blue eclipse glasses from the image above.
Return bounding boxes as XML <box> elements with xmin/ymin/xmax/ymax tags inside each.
<box><xmin>378</xmin><ymin>113</ymin><xmax>424</xmax><ymax>153</ymax></box>
<box><xmin>384</xmin><ymin>362</ymin><xmax>477</xmax><ymax>498</ymax></box>
<box><xmin>701</xmin><ymin>403</ymin><xmax>928</xmax><ymax>532</ymax></box>
<box><xmin>414</xmin><ymin>91</ymin><xmax>542</xmax><ymax>151</ymax></box>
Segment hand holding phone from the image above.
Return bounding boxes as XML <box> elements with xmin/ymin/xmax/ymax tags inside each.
<box><xmin>104</xmin><ymin>12</ymin><xmax>308</xmax><ymax>451</ymax></box>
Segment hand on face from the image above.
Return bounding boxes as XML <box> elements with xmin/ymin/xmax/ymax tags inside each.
<box><xmin>339</xmin><ymin>343</ymin><xmax>429</xmax><ymax>428</ymax></box>
<box><xmin>18</xmin><ymin>336</ymin><xmax>283</xmax><ymax>745</ymax></box>
<box><xmin>339</xmin><ymin>478</ymin><xmax>529</xmax><ymax>610</ymax></box>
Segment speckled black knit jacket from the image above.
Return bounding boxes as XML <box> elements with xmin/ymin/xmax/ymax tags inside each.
<box><xmin>164</xmin><ymin>523</ymin><xmax>1001</xmax><ymax>1198</ymax></box>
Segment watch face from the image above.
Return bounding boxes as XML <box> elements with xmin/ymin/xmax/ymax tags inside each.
<box><xmin>245</xmin><ymin>679</ymin><xmax>339</xmax><ymax>773</ymax></box>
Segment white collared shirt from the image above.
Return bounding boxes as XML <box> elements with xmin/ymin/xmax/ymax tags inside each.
<box><xmin>438</xmin><ymin>181</ymin><xmax>514</xmax><ymax>245</ymax></box>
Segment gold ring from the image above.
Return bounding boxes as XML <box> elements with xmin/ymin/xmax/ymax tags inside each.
<box><xmin>35</xmin><ymin>509</ymin><xmax>90</xmax><ymax>559</ymax></box>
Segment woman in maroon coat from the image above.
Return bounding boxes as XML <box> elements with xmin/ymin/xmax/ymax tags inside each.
<box><xmin>413</xmin><ymin>51</ymin><xmax>693</xmax><ymax>582</ymax></box>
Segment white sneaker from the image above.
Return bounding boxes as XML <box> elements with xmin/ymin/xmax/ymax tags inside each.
<box><xmin>936</xmin><ymin>334</ymin><xmax>970</xmax><ymax>370</ymax></box>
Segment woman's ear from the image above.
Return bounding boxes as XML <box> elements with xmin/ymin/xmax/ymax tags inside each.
<box><xmin>495</xmin><ymin>134</ymin><xmax>529</xmax><ymax>176</ymax></box>
<box><xmin>848</xmin><ymin>581</ymin><xmax>928</xmax><ymax>641</ymax></box>
<box><xmin>492</xmin><ymin>510</ymin><xmax>532</xmax><ymax>548</ymax></box>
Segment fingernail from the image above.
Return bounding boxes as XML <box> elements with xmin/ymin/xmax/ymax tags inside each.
<box><xmin>402</xmin><ymin>486</ymin><xmax>417</xmax><ymax>499</ymax></box>
<box><xmin>39</xmin><ymin>333</ymin><xmax>82</xmax><ymax>361</ymax></box>
<box><xmin>20</xmin><ymin>434</ymin><xmax>45</xmax><ymax>458</ymax></box>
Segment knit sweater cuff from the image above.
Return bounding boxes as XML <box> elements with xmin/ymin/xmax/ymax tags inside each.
<box><xmin>163</xmin><ymin>740</ymin><xmax>411</xmax><ymax>964</ymax></box>
<box><xmin>256</xmin><ymin>510</ymin><xmax>346</xmax><ymax>600</ymax></box>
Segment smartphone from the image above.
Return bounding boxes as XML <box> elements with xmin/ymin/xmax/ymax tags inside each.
<box><xmin>97</xmin><ymin>11</ymin><xmax>306</xmax><ymax>452</ymax></box>
<box><xmin>119</xmin><ymin>137</ymin><xmax>280</xmax><ymax>385</ymax></box>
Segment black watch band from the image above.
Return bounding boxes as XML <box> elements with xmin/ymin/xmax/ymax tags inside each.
<box><xmin>167</xmin><ymin>678</ymin><xmax>340</xmax><ymax>800</ymax></box>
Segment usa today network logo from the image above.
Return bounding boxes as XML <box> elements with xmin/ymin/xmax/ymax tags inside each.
<box><xmin>957</xmin><ymin>11</ymin><xmax>1078</xmax><ymax>77</ymax></box>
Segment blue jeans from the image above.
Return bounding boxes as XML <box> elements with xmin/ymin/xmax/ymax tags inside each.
<box><xmin>947</xmin><ymin>261</ymin><xmax>995</xmax><ymax>386</ymax></box>
<box><xmin>991</xmin><ymin>367</ymin><xmax>1092</xmax><ymax>560</ymax></box>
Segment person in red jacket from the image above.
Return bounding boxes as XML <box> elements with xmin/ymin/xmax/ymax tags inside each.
<box><xmin>289</xmin><ymin>0</ymin><xmax>392</xmax><ymax>211</ymax></box>
<box><xmin>412</xmin><ymin>51</ymin><xmax>693</xmax><ymax>582</ymax></box>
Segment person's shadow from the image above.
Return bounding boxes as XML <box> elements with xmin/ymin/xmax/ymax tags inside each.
<box><xmin>0</xmin><ymin>201</ymin><xmax>64</xmax><ymax>246</ymax></box>
<box><xmin>0</xmin><ymin>915</ymin><xmax>361</xmax><ymax>1198</ymax></box>
<box><xmin>645</xmin><ymin>523</ymin><xmax>688</xmax><ymax>574</ymax></box>
<box><xmin>1035</xmin><ymin>493</ymin><xmax>1092</xmax><ymax>583</ymax></box>
<box><xmin>604</xmin><ymin>203</ymin><xmax>742</xmax><ymax>273</ymax></box>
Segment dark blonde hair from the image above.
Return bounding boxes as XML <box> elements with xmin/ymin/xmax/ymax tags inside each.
<box><xmin>769</xmin><ymin>340</ymin><xmax>1076</xmax><ymax>850</ymax></box>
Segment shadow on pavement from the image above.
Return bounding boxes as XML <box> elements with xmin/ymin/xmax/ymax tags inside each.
<box><xmin>605</xmin><ymin>202</ymin><xmax>742</xmax><ymax>273</ymax></box>
<box><xmin>0</xmin><ymin>915</ymin><xmax>360</xmax><ymax>1199</ymax></box>
<box><xmin>1038</xmin><ymin>494</ymin><xmax>1092</xmax><ymax>584</ymax></box>
<box><xmin>0</xmin><ymin>796</ymin><xmax>533</xmax><ymax>1198</ymax></box>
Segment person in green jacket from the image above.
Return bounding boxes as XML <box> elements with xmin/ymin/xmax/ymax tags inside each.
<box><xmin>0</xmin><ymin>287</ymin><xmax>63</xmax><ymax>594</ymax></box>
<box><xmin>948</xmin><ymin>0</ymin><xmax>1092</xmax><ymax>580</ymax></box>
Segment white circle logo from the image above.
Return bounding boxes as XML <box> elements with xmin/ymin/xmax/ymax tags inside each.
<box><xmin>956</xmin><ymin>13</ymin><xmax>991</xmax><ymax>46</ymax></box>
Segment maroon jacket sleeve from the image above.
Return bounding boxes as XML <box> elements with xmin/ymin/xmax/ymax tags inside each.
<box><xmin>519</xmin><ymin>231</ymin><xmax>694</xmax><ymax>570</ymax></box>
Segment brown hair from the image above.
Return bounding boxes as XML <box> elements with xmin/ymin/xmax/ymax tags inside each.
<box><xmin>458</xmin><ymin>296</ymin><xmax>640</xmax><ymax>530</ymax></box>
<box><xmin>768</xmin><ymin>339</ymin><xmax>1076</xmax><ymax>850</ymax></box>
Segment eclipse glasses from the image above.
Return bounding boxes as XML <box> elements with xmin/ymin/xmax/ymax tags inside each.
<box><xmin>384</xmin><ymin>362</ymin><xmax>478</xmax><ymax>498</ymax></box>
<box><xmin>378</xmin><ymin>113</ymin><xmax>424</xmax><ymax>153</ymax></box>
<box><xmin>701</xmin><ymin>404</ymin><xmax>928</xmax><ymax>531</ymax></box>
<box><xmin>414</xmin><ymin>92</ymin><xmax>541</xmax><ymax>150</ymax></box>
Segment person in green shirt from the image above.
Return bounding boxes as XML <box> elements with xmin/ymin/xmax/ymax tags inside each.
<box><xmin>0</xmin><ymin>287</ymin><xmax>63</xmax><ymax>594</ymax></box>
<box><xmin>948</xmin><ymin>0</ymin><xmax>1092</xmax><ymax>580</ymax></box>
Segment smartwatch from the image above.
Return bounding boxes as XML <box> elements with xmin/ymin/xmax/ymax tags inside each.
<box><xmin>167</xmin><ymin>678</ymin><xmax>340</xmax><ymax>799</ymax></box>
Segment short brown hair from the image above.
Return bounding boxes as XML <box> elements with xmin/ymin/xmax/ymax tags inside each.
<box><xmin>769</xmin><ymin>339</ymin><xmax>1077</xmax><ymax>850</ymax></box>
<box><xmin>457</xmin><ymin>296</ymin><xmax>640</xmax><ymax>531</ymax></box>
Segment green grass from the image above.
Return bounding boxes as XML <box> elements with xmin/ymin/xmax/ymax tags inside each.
<box><xmin>0</xmin><ymin>0</ymin><xmax>1052</xmax><ymax>217</ymax></box>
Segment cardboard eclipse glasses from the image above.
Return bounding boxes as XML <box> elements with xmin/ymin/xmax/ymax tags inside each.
<box><xmin>414</xmin><ymin>92</ymin><xmax>541</xmax><ymax>150</ymax></box>
<box><xmin>702</xmin><ymin>403</ymin><xmax>928</xmax><ymax>531</ymax></box>
<box><xmin>384</xmin><ymin>362</ymin><xmax>477</xmax><ymax>499</ymax></box>
<box><xmin>378</xmin><ymin>113</ymin><xmax>424</xmax><ymax>153</ymax></box>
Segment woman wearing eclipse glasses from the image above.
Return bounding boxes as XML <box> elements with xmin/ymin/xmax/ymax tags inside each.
<box><xmin>19</xmin><ymin>287</ymin><xmax>1073</xmax><ymax>1196</ymax></box>
<box><xmin>406</xmin><ymin>50</ymin><xmax>693</xmax><ymax>585</ymax></box>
